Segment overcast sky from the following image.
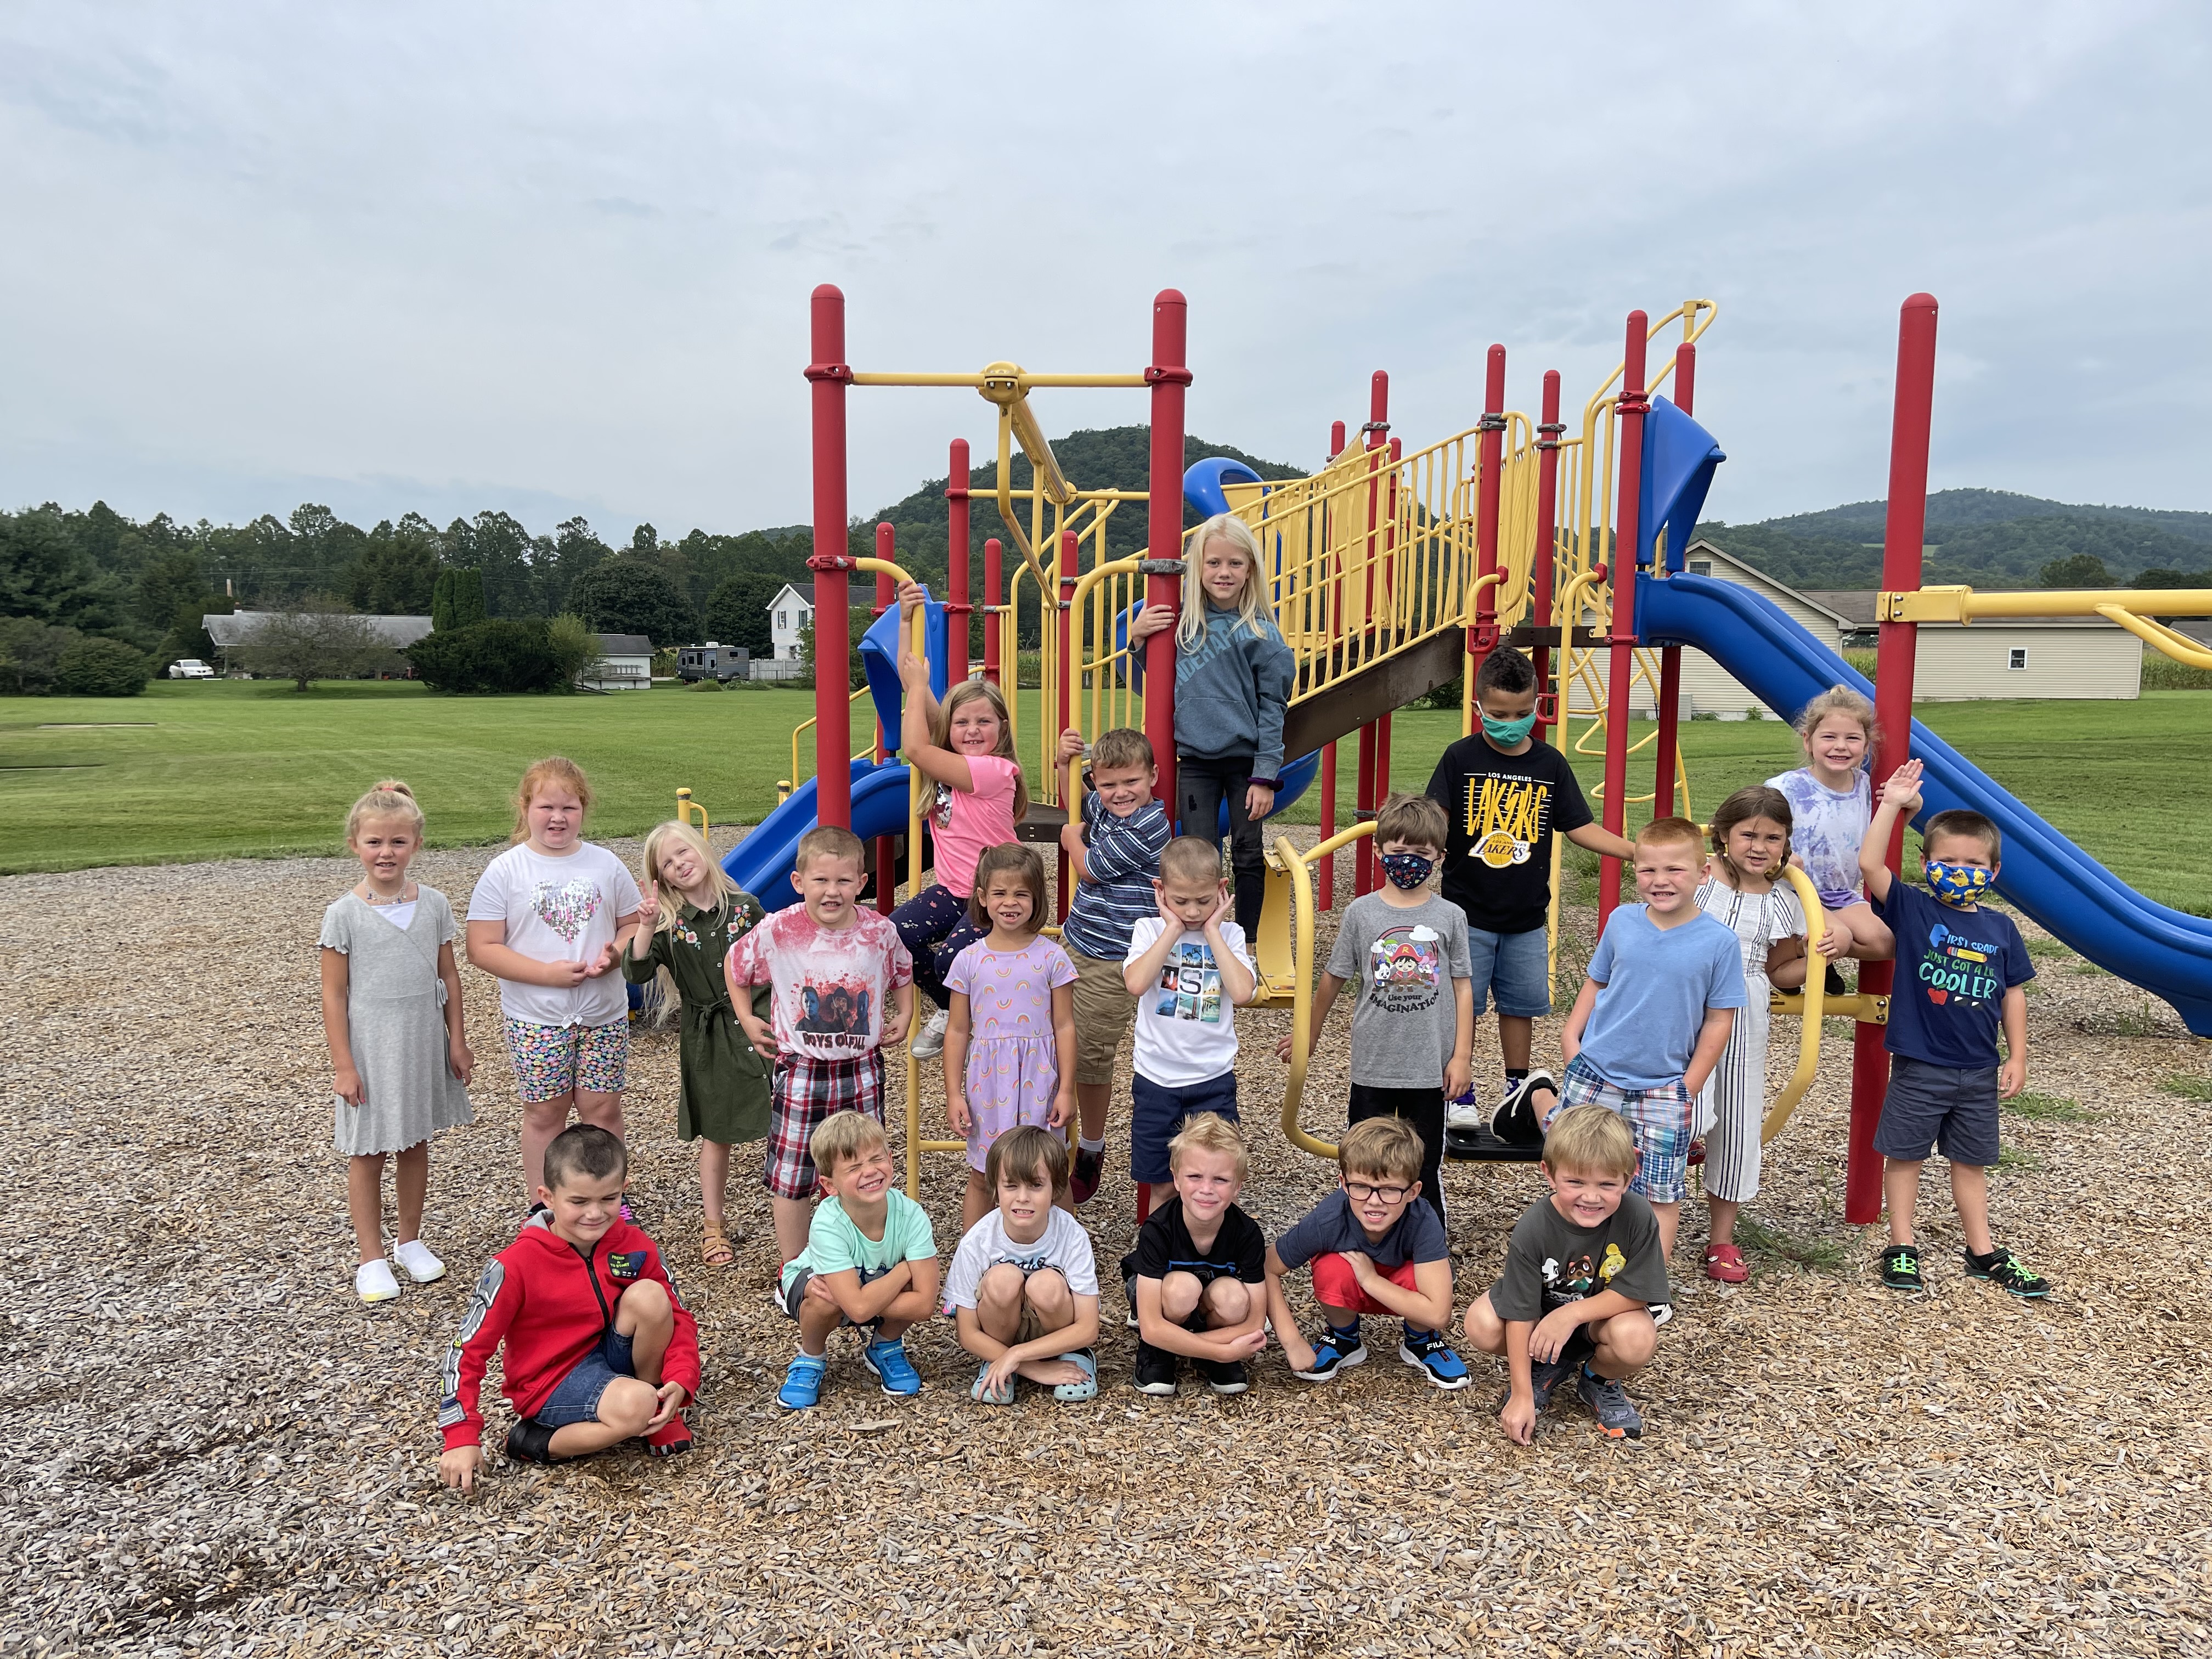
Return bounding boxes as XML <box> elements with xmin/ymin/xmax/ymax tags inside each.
<box><xmin>2</xmin><ymin>2</ymin><xmax>2205</xmax><ymax>542</ymax></box>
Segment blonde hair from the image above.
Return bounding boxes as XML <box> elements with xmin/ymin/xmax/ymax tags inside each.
<box><xmin>1634</xmin><ymin>815</ymin><xmax>1706</xmax><ymax>854</ymax></box>
<box><xmin>1375</xmin><ymin>792</ymin><xmax>1448</xmax><ymax>852</ymax></box>
<box><xmin>1542</xmin><ymin>1104</ymin><xmax>1638</xmax><ymax>1181</ymax></box>
<box><xmin>512</xmin><ymin>756</ymin><xmax>594</xmax><ymax>842</ymax></box>
<box><xmin>346</xmin><ymin>779</ymin><xmax>424</xmax><ymax>842</ymax></box>
<box><xmin>1338</xmin><ymin>1116</ymin><xmax>1424</xmax><ymax>1186</ymax></box>
<box><xmin>1158</xmin><ymin>835</ymin><xmax>1224</xmax><ymax>887</ymax></box>
<box><xmin>1090</xmin><ymin>726</ymin><xmax>1154</xmax><ymax>774</ymax></box>
<box><xmin>810</xmin><ymin>1109</ymin><xmax>889</xmax><ymax>1181</ymax></box>
<box><xmin>1175</xmin><ymin>513</ymin><xmax>1273</xmax><ymax>650</ymax></box>
<box><xmin>1793</xmin><ymin>685</ymin><xmax>1879</xmax><ymax>752</ymax></box>
<box><xmin>931</xmin><ymin>678</ymin><xmax>1030</xmax><ymax>822</ymax></box>
<box><xmin>641</xmin><ymin>820</ymin><xmax>741</xmax><ymax>933</ymax></box>
<box><xmin>1168</xmin><ymin>1111</ymin><xmax>1250</xmax><ymax>1182</ymax></box>
<box><xmin>795</xmin><ymin>824</ymin><xmax>866</xmax><ymax>872</ymax></box>
<box><xmin>967</xmin><ymin>843</ymin><xmax>1046</xmax><ymax>935</ymax></box>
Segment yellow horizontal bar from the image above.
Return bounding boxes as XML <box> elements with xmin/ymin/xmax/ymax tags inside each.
<box><xmin>1880</xmin><ymin>585</ymin><xmax>2212</xmax><ymax>624</ymax></box>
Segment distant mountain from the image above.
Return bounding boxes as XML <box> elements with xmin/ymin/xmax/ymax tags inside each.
<box><xmin>1698</xmin><ymin>488</ymin><xmax>2212</xmax><ymax>592</ymax></box>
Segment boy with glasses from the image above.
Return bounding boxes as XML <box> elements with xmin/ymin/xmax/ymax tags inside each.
<box><xmin>1263</xmin><ymin>1118</ymin><xmax>1466</xmax><ymax>1389</ymax></box>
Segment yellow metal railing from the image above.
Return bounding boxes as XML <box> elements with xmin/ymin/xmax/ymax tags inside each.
<box><xmin>1875</xmin><ymin>584</ymin><xmax>2212</xmax><ymax>670</ymax></box>
<box><xmin>778</xmin><ymin>686</ymin><xmax>874</xmax><ymax>806</ymax></box>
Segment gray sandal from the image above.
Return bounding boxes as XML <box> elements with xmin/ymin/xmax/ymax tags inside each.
<box><xmin>1050</xmin><ymin>1349</ymin><xmax>1098</xmax><ymax>1403</ymax></box>
<box><xmin>970</xmin><ymin>1362</ymin><xmax>1015</xmax><ymax>1406</ymax></box>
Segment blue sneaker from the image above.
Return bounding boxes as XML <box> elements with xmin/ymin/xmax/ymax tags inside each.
<box><xmin>1399</xmin><ymin>1327</ymin><xmax>1470</xmax><ymax>1390</ymax></box>
<box><xmin>861</xmin><ymin>1336</ymin><xmax>922</xmax><ymax>1397</ymax></box>
<box><xmin>777</xmin><ymin>1353</ymin><xmax>826</xmax><ymax>1411</ymax></box>
<box><xmin>1292</xmin><ymin>1323</ymin><xmax>1367</xmax><ymax>1381</ymax></box>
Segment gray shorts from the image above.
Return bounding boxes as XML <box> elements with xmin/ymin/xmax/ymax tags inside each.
<box><xmin>1872</xmin><ymin>1054</ymin><xmax>2000</xmax><ymax>1166</ymax></box>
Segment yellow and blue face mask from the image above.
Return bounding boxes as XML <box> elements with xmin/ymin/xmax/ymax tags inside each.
<box><xmin>1925</xmin><ymin>860</ymin><xmax>1993</xmax><ymax>908</ymax></box>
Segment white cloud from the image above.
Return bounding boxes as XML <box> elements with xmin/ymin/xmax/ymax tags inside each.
<box><xmin>0</xmin><ymin>0</ymin><xmax>2204</xmax><ymax>536</ymax></box>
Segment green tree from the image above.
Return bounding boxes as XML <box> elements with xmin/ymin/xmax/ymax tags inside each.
<box><xmin>452</xmin><ymin>568</ymin><xmax>488</xmax><ymax>627</ymax></box>
<box><xmin>349</xmin><ymin>523</ymin><xmax>439</xmax><ymax>614</ymax></box>
<box><xmin>442</xmin><ymin>512</ymin><xmax>539</xmax><ymax>617</ymax></box>
<box><xmin>54</xmin><ymin>636</ymin><xmax>153</xmax><ymax>697</ymax></box>
<box><xmin>546</xmin><ymin>613</ymin><xmax>604</xmax><ymax>688</ymax></box>
<box><xmin>406</xmin><ymin>618</ymin><xmax>565</xmax><ymax>693</ymax></box>
<box><xmin>542</xmin><ymin>517</ymin><xmax>612</xmax><ymax>615</ymax></box>
<box><xmin>0</xmin><ymin>618</ymin><xmax>82</xmax><ymax>695</ymax></box>
<box><xmin>2040</xmin><ymin>553</ymin><xmax>2111</xmax><ymax>588</ymax></box>
<box><xmin>568</xmin><ymin>559</ymin><xmax>697</xmax><ymax>649</ymax></box>
<box><xmin>797</xmin><ymin>607</ymin><xmax>870</xmax><ymax>691</ymax></box>
<box><xmin>234</xmin><ymin>599</ymin><xmax>401</xmax><ymax>691</ymax></box>
<box><xmin>703</xmin><ymin>572</ymin><xmax>784</xmax><ymax>657</ymax></box>
<box><xmin>134</xmin><ymin>550</ymin><xmax>209</xmax><ymax>633</ymax></box>
<box><xmin>432</xmin><ymin>568</ymin><xmax>455</xmax><ymax>631</ymax></box>
<box><xmin>0</xmin><ymin>506</ymin><xmax>127</xmax><ymax>630</ymax></box>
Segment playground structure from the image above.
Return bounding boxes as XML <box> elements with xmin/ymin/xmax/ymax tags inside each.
<box><xmin>697</xmin><ymin>284</ymin><xmax>2212</xmax><ymax>1221</ymax></box>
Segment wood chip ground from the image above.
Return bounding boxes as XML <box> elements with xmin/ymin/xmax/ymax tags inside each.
<box><xmin>4</xmin><ymin>828</ymin><xmax>2207</xmax><ymax>1657</ymax></box>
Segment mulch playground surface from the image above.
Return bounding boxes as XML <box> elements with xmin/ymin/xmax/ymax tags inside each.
<box><xmin>4</xmin><ymin>827</ymin><xmax>2207</xmax><ymax>1658</ymax></box>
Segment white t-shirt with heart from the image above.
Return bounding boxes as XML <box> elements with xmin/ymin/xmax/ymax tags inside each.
<box><xmin>467</xmin><ymin>842</ymin><xmax>643</xmax><ymax>1028</ymax></box>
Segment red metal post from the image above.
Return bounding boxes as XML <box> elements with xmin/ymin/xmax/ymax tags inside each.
<box><xmin>1057</xmin><ymin>530</ymin><xmax>1079</xmax><ymax>921</ymax></box>
<box><xmin>1597</xmin><ymin>312</ymin><xmax>1651</xmax><ymax>926</ymax></box>
<box><xmin>1848</xmin><ymin>293</ymin><xmax>1940</xmax><ymax>1226</ymax></box>
<box><xmin>1144</xmin><ymin>290</ymin><xmax>1190</xmax><ymax>815</ymax></box>
<box><xmin>1652</xmin><ymin>341</ymin><xmax>1695</xmax><ymax>815</ymax></box>
<box><xmin>806</xmin><ymin>284</ymin><xmax>854</xmax><ymax>828</ymax></box>
<box><xmin>1355</xmin><ymin>373</ymin><xmax>1388</xmax><ymax>895</ymax></box>
<box><xmin>946</xmin><ymin>439</ymin><xmax>971</xmax><ymax>684</ymax></box>
<box><xmin>872</xmin><ymin>527</ymin><xmax>897</xmax><ymax>914</ymax></box>
<box><xmin>1531</xmin><ymin>370</ymin><xmax>1564</xmax><ymax>740</ymax></box>
<box><xmin>982</xmin><ymin>537</ymin><xmax>1003</xmax><ymax>687</ymax></box>
<box><xmin>1470</xmin><ymin>343</ymin><xmax>1506</xmax><ymax>690</ymax></box>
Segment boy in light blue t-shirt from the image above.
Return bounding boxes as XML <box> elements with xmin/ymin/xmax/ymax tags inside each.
<box><xmin>1556</xmin><ymin>817</ymin><xmax>1745</xmax><ymax>1302</ymax></box>
<box><xmin>775</xmin><ymin>1111</ymin><xmax>939</xmax><ymax>1410</ymax></box>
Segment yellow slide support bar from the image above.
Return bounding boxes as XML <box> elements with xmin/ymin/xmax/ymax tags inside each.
<box><xmin>674</xmin><ymin>788</ymin><xmax>708</xmax><ymax>835</ymax></box>
<box><xmin>1268</xmin><ymin>823</ymin><xmax>1377</xmax><ymax>1160</ymax></box>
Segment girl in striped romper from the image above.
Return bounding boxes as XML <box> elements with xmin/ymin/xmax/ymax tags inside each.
<box><xmin>1692</xmin><ymin>787</ymin><xmax>1833</xmax><ymax>1284</ymax></box>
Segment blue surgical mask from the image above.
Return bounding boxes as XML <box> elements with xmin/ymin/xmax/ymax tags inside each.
<box><xmin>1379</xmin><ymin>851</ymin><xmax>1435</xmax><ymax>890</ymax></box>
<box><xmin>1481</xmin><ymin>710</ymin><xmax>1537</xmax><ymax>747</ymax></box>
<box><xmin>1925</xmin><ymin>860</ymin><xmax>1993</xmax><ymax>908</ymax></box>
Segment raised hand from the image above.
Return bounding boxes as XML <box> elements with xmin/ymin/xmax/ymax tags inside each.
<box><xmin>1880</xmin><ymin>759</ymin><xmax>1926</xmax><ymax>815</ymax></box>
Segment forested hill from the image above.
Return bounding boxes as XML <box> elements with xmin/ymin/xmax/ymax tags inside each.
<box><xmin>1699</xmin><ymin>488</ymin><xmax>2212</xmax><ymax>592</ymax></box>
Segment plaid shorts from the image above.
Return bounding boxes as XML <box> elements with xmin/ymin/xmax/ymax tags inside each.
<box><xmin>765</xmin><ymin>1051</ymin><xmax>887</xmax><ymax>1200</ymax></box>
<box><xmin>503</xmin><ymin>1018</ymin><xmax>629</xmax><ymax>1104</ymax></box>
<box><xmin>1557</xmin><ymin>1056</ymin><xmax>1695</xmax><ymax>1204</ymax></box>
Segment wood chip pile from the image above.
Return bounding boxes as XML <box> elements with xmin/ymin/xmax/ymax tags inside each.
<box><xmin>4</xmin><ymin>828</ymin><xmax>2207</xmax><ymax>1657</ymax></box>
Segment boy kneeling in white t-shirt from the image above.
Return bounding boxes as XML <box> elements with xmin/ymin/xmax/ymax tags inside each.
<box><xmin>944</xmin><ymin>1126</ymin><xmax>1102</xmax><ymax>1404</ymax></box>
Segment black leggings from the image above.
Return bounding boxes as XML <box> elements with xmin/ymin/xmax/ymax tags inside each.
<box><xmin>1176</xmin><ymin>754</ymin><xmax>1268</xmax><ymax>936</ymax></box>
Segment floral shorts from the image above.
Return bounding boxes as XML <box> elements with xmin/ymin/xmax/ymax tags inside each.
<box><xmin>1556</xmin><ymin>1056</ymin><xmax>1695</xmax><ymax>1204</ymax></box>
<box><xmin>503</xmin><ymin>1018</ymin><xmax>629</xmax><ymax>1104</ymax></box>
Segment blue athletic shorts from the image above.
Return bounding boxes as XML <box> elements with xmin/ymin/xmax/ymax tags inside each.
<box><xmin>533</xmin><ymin>1330</ymin><xmax>636</xmax><ymax>1428</ymax></box>
<box><xmin>1872</xmin><ymin>1054</ymin><xmax>2001</xmax><ymax>1166</ymax></box>
<box><xmin>1468</xmin><ymin>925</ymin><xmax>1551</xmax><ymax>1019</ymax></box>
<box><xmin>1131</xmin><ymin>1070</ymin><xmax>1239</xmax><ymax>1185</ymax></box>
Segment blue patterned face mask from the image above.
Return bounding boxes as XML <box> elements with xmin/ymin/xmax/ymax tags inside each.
<box><xmin>1925</xmin><ymin>860</ymin><xmax>1993</xmax><ymax>907</ymax></box>
<box><xmin>1481</xmin><ymin>710</ymin><xmax>1537</xmax><ymax>746</ymax></box>
<box><xmin>1379</xmin><ymin>851</ymin><xmax>1436</xmax><ymax>890</ymax></box>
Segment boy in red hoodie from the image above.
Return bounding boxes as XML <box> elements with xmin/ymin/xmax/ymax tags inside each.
<box><xmin>438</xmin><ymin>1125</ymin><xmax>700</xmax><ymax>1492</ymax></box>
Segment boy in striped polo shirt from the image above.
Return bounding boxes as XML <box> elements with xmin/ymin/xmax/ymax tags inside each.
<box><xmin>1056</xmin><ymin>726</ymin><xmax>1171</xmax><ymax>1204</ymax></box>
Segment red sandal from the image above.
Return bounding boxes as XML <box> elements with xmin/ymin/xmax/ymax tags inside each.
<box><xmin>1704</xmin><ymin>1244</ymin><xmax>1748</xmax><ymax>1284</ymax></box>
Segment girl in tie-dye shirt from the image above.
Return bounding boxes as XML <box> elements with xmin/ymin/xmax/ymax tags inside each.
<box><xmin>941</xmin><ymin>845</ymin><xmax>1077</xmax><ymax>1235</ymax></box>
<box><xmin>466</xmin><ymin>757</ymin><xmax>648</xmax><ymax>1206</ymax></box>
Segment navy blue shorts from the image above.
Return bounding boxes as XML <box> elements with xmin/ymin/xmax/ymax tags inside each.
<box><xmin>1131</xmin><ymin>1070</ymin><xmax>1239</xmax><ymax>1184</ymax></box>
<box><xmin>534</xmin><ymin>1329</ymin><xmax>636</xmax><ymax>1428</ymax></box>
<box><xmin>1872</xmin><ymin>1054</ymin><xmax>2001</xmax><ymax>1166</ymax></box>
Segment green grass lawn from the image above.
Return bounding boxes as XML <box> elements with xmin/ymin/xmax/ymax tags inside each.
<box><xmin>3</xmin><ymin>682</ymin><xmax>2208</xmax><ymax>913</ymax></box>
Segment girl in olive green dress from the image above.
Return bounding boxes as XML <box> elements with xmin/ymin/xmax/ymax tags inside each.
<box><xmin>625</xmin><ymin>821</ymin><xmax>773</xmax><ymax>1266</ymax></box>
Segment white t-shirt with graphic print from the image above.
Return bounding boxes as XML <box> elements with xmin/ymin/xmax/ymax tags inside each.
<box><xmin>1124</xmin><ymin>916</ymin><xmax>1252</xmax><ymax>1087</ymax></box>
<box><xmin>467</xmin><ymin>842</ymin><xmax>642</xmax><ymax>1028</ymax></box>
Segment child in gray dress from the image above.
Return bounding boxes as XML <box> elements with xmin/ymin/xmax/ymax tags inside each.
<box><xmin>318</xmin><ymin>782</ymin><xmax>475</xmax><ymax>1304</ymax></box>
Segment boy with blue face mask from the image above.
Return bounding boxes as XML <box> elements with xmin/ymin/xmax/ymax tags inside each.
<box><xmin>1859</xmin><ymin>759</ymin><xmax>2047</xmax><ymax>1299</ymax></box>
<box><xmin>1425</xmin><ymin>648</ymin><xmax>1635</xmax><ymax>1141</ymax></box>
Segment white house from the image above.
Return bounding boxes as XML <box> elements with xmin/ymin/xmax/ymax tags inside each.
<box><xmin>583</xmin><ymin>633</ymin><xmax>654</xmax><ymax>691</ymax></box>
<box><xmin>768</xmin><ymin>583</ymin><xmax>814</xmax><ymax>662</ymax></box>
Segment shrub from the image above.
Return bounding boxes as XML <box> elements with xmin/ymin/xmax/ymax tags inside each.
<box><xmin>406</xmin><ymin>619</ymin><xmax>566</xmax><ymax>693</ymax></box>
<box><xmin>0</xmin><ymin>618</ymin><xmax>82</xmax><ymax>695</ymax></box>
<box><xmin>545</xmin><ymin>613</ymin><xmax>602</xmax><ymax>688</ymax></box>
<box><xmin>53</xmin><ymin>636</ymin><xmax>153</xmax><ymax>697</ymax></box>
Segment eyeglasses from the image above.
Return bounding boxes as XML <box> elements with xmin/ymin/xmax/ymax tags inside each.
<box><xmin>1344</xmin><ymin>1181</ymin><xmax>1410</xmax><ymax>1204</ymax></box>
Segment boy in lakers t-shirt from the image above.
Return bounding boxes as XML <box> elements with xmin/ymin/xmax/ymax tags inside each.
<box><xmin>1426</xmin><ymin>648</ymin><xmax>1634</xmax><ymax>1139</ymax></box>
<box><xmin>1122</xmin><ymin>837</ymin><xmax>1258</xmax><ymax>1211</ymax></box>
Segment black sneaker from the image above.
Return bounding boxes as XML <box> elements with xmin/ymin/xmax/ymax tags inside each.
<box><xmin>1965</xmin><ymin>1246</ymin><xmax>2050</xmax><ymax>1299</ymax></box>
<box><xmin>1120</xmin><ymin>1261</ymin><xmax>1141</xmax><ymax>1329</ymax></box>
<box><xmin>1071</xmin><ymin>1144</ymin><xmax>1105</xmax><ymax>1206</ymax></box>
<box><xmin>504</xmin><ymin>1417</ymin><xmax>566</xmax><ymax>1465</ymax></box>
<box><xmin>1491</xmin><ymin>1069</ymin><xmax>1555</xmax><ymax>1146</ymax></box>
<box><xmin>1132</xmin><ymin>1341</ymin><xmax>1178</xmax><ymax>1396</ymax></box>
<box><xmin>1881</xmin><ymin>1243</ymin><xmax>1925</xmax><ymax>1294</ymax></box>
<box><xmin>1197</xmin><ymin>1356</ymin><xmax>1248</xmax><ymax>1396</ymax></box>
<box><xmin>1824</xmin><ymin>963</ymin><xmax>1850</xmax><ymax>997</ymax></box>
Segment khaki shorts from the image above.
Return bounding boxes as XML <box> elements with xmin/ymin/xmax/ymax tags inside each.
<box><xmin>1068</xmin><ymin>946</ymin><xmax>1138</xmax><ymax>1087</ymax></box>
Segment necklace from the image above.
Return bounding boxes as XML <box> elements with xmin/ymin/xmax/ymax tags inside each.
<box><xmin>358</xmin><ymin>884</ymin><xmax>415</xmax><ymax>907</ymax></box>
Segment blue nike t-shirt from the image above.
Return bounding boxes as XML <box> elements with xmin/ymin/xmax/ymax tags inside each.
<box><xmin>1873</xmin><ymin>881</ymin><xmax>2033</xmax><ymax>1071</ymax></box>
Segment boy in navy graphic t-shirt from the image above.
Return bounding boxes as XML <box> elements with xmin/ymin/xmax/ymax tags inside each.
<box><xmin>1859</xmin><ymin>760</ymin><xmax>2047</xmax><ymax>1300</ymax></box>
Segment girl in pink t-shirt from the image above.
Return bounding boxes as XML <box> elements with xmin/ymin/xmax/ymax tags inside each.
<box><xmin>943</xmin><ymin>844</ymin><xmax>1077</xmax><ymax>1233</ymax></box>
<box><xmin>893</xmin><ymin>580</ymin><xmax>1029</xmax><ymax>1058</ymax></box>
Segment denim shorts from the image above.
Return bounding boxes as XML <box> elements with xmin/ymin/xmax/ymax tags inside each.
<box><xmin>533</xmin><ymin>1329</ymin><xmax>635</xmax><ymax>1428</ymax></box>
<box><xmin>1468</xmin><ymin>926</ymin><xmax>1551</xmax><ymax>1019</ymax></box>
<box><xmin>1131</xmin><ymin>1070</ymin><xmax>1238</xmax><ymax>1184</ymax></box>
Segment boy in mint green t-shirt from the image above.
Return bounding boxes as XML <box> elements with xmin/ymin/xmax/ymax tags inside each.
<box><xmin>776</xmin><ymin>1111</ymin><xmax>939</xmax><ymax>1410</ymax></box>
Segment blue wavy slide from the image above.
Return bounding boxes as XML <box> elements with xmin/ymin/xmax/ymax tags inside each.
<box><xmin>1637</xmin><ymin>569</ymin><xmax>2212</xmax><ymax>1036</ymax></box>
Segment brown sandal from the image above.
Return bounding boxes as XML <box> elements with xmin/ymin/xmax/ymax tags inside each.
<box><xmin>701</xmin><ymin>1222</ymin><xmax>737</xmax><ymax>1268</ymax></box>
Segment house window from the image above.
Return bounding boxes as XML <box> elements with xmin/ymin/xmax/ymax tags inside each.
<box><xmin>2007</xmin><ymin>647</ymin><xmax>2028</xmax><ymax>670</ymax></box>
<box><xmin>776</xmin><ymin>610</ymin><xmax>787</xmax><ymax>629</ymax></box>
<box><xmin>1689</xmin><ymin>560</ymin><xmax>1713</xmax><ymax>575</ymax></box>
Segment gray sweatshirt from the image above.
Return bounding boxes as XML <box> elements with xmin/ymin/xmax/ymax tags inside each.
<box><xmin>1162</xmin><ymin>602</ymin><xmax>1297</xmax><ymax>782</ymax></box>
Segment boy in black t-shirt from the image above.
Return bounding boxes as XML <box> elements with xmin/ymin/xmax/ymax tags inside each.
<box><xmin>1120</xmin><ymin>1113</ymin><xmax>1268</xmax><ymax>1396</ymax></box>
<box><xmin>1858</xmin><ymin>760</ymin><xmax>2047</xmax><ymax>1299</ymax></box>
<box><xmin>1426</xmin><ymin>648</ymin><xmax>1635</xmax><ymax>1139</ymax></box>
<box><xmin>1462</xmin><ymin>1105</ymin><xmax>1666</xmax><ymax>1442</ymax></box>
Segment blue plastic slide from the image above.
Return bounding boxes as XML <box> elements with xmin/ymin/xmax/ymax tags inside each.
<box><xmin>721</xmin><ymin>758</ymin><xmax>918</xmax><ymax>914</ymax></box>
<box><xmin>1636</xmin><ymin>568</ymin><xmax>2212</xmax><ymax>1036</ymax></box>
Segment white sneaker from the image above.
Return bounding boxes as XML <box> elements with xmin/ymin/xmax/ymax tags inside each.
<box><xmin>1445</xmin><ymin>1093</ymin><xmax>1485</xmax><ymax>1132</ymax></box>
<box><xmin>911</xmin><ymin>1009</ymin><xmax>949</xmax><ymax>1058</ymax></box>
<box><xmin>395</xmin><ymin>1239</ymin><xmax>446</xmax><ymax>1284</ymax></box>
<box><xmin>355</xmin><ymin>1260</ymin><xmax>401</xmax><ymax>1303</ymax></box>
